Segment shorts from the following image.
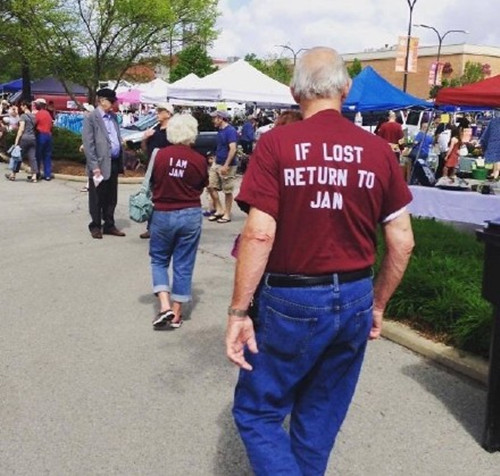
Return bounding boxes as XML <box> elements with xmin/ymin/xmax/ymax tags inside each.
<box><xmin>208</xmin><ymin>164</ymin><xmax>237</xmax><ymax>193</ymax></box>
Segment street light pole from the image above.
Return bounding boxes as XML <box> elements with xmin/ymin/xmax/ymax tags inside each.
<box><xmin>275</xmin><ymin>44</ymin><xmax>307</xmax><ymax>66</ymax></box>
<box><xmin>403</xmin><ymin>0</ymin><xmax>418</xmax><ymax>92</ymax></box>
<box><xmin>413</xmin><ymin>24</ymin><xmax>468</xmax><ymax>85</ymax></box>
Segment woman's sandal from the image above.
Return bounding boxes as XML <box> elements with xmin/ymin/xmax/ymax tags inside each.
<box><xmin>170</xmin><ymin>319</ymin><xmax>183</xmax><ymax>329</ymax></box>
<box><xmin>152</xmin><ymin>309</ymin><xmax>175</xmax><ymax>329</ymax></box>
<box><xmin>208</xmin><ymin>213</ymin><xmax>224</xmax><ymax>221</ymax></box>
<box><xmin>5</xmin><ymin>173</ymin><xmax>15</xmax><ymax>181</ymax></box>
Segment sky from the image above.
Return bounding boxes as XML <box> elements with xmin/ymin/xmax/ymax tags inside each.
<box><xmin>210</xmin><ymin>0</ymin><xmax>500</xmax><ymax>60</ymax></box>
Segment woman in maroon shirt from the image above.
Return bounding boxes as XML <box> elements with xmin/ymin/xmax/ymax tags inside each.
<box><xmin>149</xmin><ymin>114</ymin><xmax>208</xmax><ymax>330</ymax></box>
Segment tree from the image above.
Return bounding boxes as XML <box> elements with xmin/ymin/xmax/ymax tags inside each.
<box><xmin>347</xmin><ymin>58</ymin><xmax>362</xmax><ymax>78</ymax></box>
<box><xmin>429</xmin><ymin>61</ymin><xmax>491</xmax><ymax>98</ymax></box>
<box><xmin>2</xmin><ymin>0</ymin><xmax>219</xmax><ymax>105</ymax></box>
<box><xmin>244</xmin><ymin>53</ymin><xmax>292</xmax><ymax>85</ymax></box>
<box><xmin>169</xmin><ymin>43</ymin><xmax>217</xmax><ymax>82</ymax></box>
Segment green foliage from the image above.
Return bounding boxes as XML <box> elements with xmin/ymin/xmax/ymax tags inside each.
<box><xmin>0</xmin><ymin>127</ymin><xmax>84</xmax><ymax>162</ymax></box>
<box><xmin>170</xmin><ymin>44</ymin><xmax>217</xmax><ymax>82</ymax></box>
<box><xmin>375</xmin><ymin>218</ymin><xmax>492</xmax><ymax>357</ymax></box>
<box><xmin>0</xmin><ymin>0</ymin><xmax>220</xmax><ymax>104</ymax></box>
<box><xmin>347</xmin><ymin>58</ymin><xmax>362</xmax><ymax>78</ymax></box>
<box><xmin>244</xmin><ymin>53</ymin><xmax>292</xmax><ymax>85</ymax></box>
<box><xmin>429</xmin><ymin>61</ymin><xmax>489</xmax><ymax>98</ymax></box>
<box><xmin>52</xmin><ymin>127</ymin><xmax>85</xmax><ymax>162</ymax></box>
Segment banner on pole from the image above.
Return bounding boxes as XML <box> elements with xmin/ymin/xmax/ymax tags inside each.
<box><xmin>395</xmin><ymin>36</ymin><xmax>419</xmax><ymax>73</ymax></box>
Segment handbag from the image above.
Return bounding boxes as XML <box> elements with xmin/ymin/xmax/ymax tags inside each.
<box><xmin>129</xmin><ymin>148</ymin><xmax>158</xmax><ymax>223</ymax></box>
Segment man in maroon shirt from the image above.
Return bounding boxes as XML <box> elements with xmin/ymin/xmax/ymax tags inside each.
<box><xmin>225</xmin><ymin>47</ymin><xmax>414</xmax><ymax>474</ymax></box>
<box><xmin>376</xmin><ymin>110</ymin><xmax>404</xmax><ymax>159</ymax></box>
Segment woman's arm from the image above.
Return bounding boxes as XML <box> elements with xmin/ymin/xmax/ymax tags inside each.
<box><xmin>444</xmin><ymin>137</ymin><xmax>458</xmax><ymax>161</ymax></box>
<box><xmin>14</xmin><ymin>120</ymin><xmax>25</xmax><ymax>146</ymax></box>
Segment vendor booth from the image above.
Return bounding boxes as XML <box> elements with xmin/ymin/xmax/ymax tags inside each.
<box><xmin>435</xmin><ymin>75</ymin><xmax>500</xmax><ymax>108</ymax></box>
<box><xmin>343</xmin><ymin>66</ymin><xmax>430</xmax><ymax>112</ymax></box>
<box><xmin>167</xmin><ymin>59</ymin><xmax>296</xmax><ymax>106</ymax></box>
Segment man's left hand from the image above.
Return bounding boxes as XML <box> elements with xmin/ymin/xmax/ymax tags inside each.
<box><xmin>220</xmin><ymin>165</ymin><xmax>229</xmax><ymax>176</ymax></box>
<box><xmin>370</xmin><ymin>308</ymin><xmax>383</xmax><ymax>340</ymax></box>
<box><xmin>226</xmin><ymin>316</ymin><xmax>258</xmax><ymax>370</ymax></box>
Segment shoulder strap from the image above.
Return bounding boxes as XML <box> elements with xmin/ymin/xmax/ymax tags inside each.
<box><xmin>142</xmin><ymin>148</ymin><xmax>159</xmax><ymax>190</ymax></box>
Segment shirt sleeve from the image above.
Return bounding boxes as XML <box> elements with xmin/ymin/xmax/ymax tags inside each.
<box><xmin>228</xmin><ymin>127</ymin><xmax>238</xmax><ymax>144</ymax></box>
<box><xmin>236</xmin><ymin>133</ymin><xmax>280</xmax><ymax>219</ymax></box>
<box><xmin>379</xmin><ymin>150</ymin><xmax>413</xmax><ymax>222</ymax></box>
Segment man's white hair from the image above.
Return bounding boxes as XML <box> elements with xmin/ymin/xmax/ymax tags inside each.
<box><xmin>167</xmin><ymin>113</ymin><xmax>198</xmax><ymax>145</ymax></box>
<box><xmin>290</xmin><ymin>47</ymin><xmax>350</xmax><ymax>101</ymax></box>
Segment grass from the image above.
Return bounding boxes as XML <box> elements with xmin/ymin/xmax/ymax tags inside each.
<box><xmin>376</xmin><ymin>217</ymin><xmax>493</xmax><ymax>358</ymax></box>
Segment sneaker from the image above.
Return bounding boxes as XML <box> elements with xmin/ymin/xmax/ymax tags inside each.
<box><xmin>153</xmin><ymin>310</ymin><xmax>175</xmax><ymax>329</ymax></box>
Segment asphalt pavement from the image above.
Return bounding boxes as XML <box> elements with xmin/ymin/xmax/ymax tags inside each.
<box><xmin>1</xmin><ymin>166</ymin><xmax>499</xmax><ymax>475</ymax></box>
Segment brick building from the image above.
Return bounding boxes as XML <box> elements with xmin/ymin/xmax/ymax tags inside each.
<box><xmin>342</xmin><ymin>43</ymin><xmax>500</xmax><ymax>99</ymax></box>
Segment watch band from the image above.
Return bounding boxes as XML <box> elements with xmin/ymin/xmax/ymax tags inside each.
<box><xmin>227</xmin><ymin>307</ymin><xmax>248</xmax><ymax>317</ymax></box>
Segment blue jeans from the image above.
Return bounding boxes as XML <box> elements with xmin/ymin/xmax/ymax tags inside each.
<box><xmin>233</xmin><ymin>275</ymin><xmax>373</xmax><ymax>476</ymax></box>
<box><xmin>36</xmin><ymin>133</ymin><xmax>53</xmax><ymax>179</ymax></box>
<box><xmin>149</xmin><ymin>207</ymin><xmax>202</xmax><ymax>302</ymax></box>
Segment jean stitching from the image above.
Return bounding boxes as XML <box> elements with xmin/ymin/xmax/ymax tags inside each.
<box><xmin>263</xmin><ymin>306</ymin><xmax>318</xmax><ymax>357</ymax></box>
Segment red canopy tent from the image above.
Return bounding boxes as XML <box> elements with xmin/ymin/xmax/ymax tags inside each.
<box><xmin>435</xmin><ymin>74</ymin><xmax>500</xmax><ymax>107</ymax></box>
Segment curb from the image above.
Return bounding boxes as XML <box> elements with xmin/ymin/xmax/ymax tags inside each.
<box><xmin>382</xmin><ymin>320</ymin><xmax>488</xmax><ymax>385</ymax></box>
<box><xmin>52</xmin><ymin>173</ymin><xmax>143</xmax><ymax>184</ymax></box>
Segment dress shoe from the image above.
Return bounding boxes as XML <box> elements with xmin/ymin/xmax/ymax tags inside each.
<box><xmin>90</xmin><ymin>229</ymin><xmax>103</xmax><ymax>239</ymax></box>
<box><xmin>103</xmin><ymin>227</ymin><xmax>126</xmax><ymax>237</ymax></box>
<box><xmin>140</xmin><ymin>231</ymin><xmax>150</xmax><ymax>239</ymax></box>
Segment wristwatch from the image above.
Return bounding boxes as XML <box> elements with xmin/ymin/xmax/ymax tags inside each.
<box><xmin>227</xmin><ymin>307</ymin><xmax>248</xmax><ymax>317</ymax></box>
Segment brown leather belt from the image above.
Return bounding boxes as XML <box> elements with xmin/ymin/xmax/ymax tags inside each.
<box><xmin>266</xmin><ymin>268</ymin><xmax>372</xmax><ymax>287</ymax></box>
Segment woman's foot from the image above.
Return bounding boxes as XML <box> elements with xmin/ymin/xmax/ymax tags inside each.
<box><xmin>170</xmin><ymin>318</ymin><xmax>183</xmax><ymax>329</ymax></box>
<box><xmin>152</xmin><ymin>309</ymin><xmax>175</xmax><ymax>329</ymax></box>
<box><xmin>5</xmin><ymin>173</ymin><xmax>15</xmax><ymax>181</ymax></box>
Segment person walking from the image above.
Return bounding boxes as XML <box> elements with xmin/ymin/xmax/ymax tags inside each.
<box><xmin>5</xmin><ymin>101</ymin><xmax>37</xmax><ymax>182</ymax></box>
<box><xmin>149</xmin><ymin>114</ymin><xmax>208</xmax><ymax>330</ymax></box>
<box><xmin>225</xmin><ymin>46</ymin><xmax>414</xmax><ymax>475</ymax></box>
<box><xmin>139</xmin><ymin>102</ymin><xmax>174</xmax><ymax>239</ymax></box>
<box><xmin>376</xmin><ymin>110</ymin><xmax>404</xmax><ymax>160</ymax></box>
<box><xmin>34</xmin><ymin>98</ymin><xmax>54</xmax><ymax>181</ymax></box>
<box><xmin>82</xmin><ymin>88</ymin><xmax>125</xmax><ymax>239</ymax></box>
<box><xmin>207</xmin><ymin>110</ymin><xmax>238</xmax><ymax>224</ymax></box>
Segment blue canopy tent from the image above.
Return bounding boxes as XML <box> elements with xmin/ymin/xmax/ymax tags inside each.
<box><xmin>342</xmin><ymin>66</ymin><xmax>430</xmax><ymax>112</ymax></box>
<box><xmin>0</xmin><ymin>78</ymin><xmax>23</xmax><ymax>93</ymax></box>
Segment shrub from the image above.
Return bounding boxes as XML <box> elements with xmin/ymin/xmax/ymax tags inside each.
<box><xmin>52</xmin><ymin>127</ymin><xmax>85</xmax><ymax>163</ymax></box>
<box><xmin>0</xmin><ymin>127</ymin><xmax>85</xmax><ymax>163</ymax></box>
<box><xmin>376</xmin><ymin>217</ymin><xmax>492</xmax><ymax>357</ymax></box>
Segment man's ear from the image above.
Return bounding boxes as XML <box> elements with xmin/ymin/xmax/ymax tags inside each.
<box><xmin>290</xmin><ymin>87</ymin><xmax>300</xmax><ymax>105</ymax></box>
<box><xmin>341</xmin><ymin>79</ymin><xmax>352</xmax><ymax>101</ymax></box>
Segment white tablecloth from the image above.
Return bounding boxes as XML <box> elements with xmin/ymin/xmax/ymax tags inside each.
<box><xmin>408</xmin><ymin>185</ymin><xmax>500</xmax><ymax>225</ymax></box>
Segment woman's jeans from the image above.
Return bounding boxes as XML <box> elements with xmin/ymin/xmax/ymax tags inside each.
<box><xmin>149</xmin><ymin>207</ymin><xmax>202</xmax><ymax>303</ymax></box>
<box><xmin>233</xmin><ymin>275</ymin><xmax>373</xmax><ymax>476</ymax></box>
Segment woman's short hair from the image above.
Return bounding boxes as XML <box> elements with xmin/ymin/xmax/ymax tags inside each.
<box><xmin>167</xmin><ymin>113</ymin><xmax>198</xmax><ymax>145</ymax></box>
<box><xmin>18</xmin><ymin>100</ymin><xmax>31</xmax><ymax>111</ymax></box>
<box><xmin>290</xmin><ymin>47</ymin><xmax>350</xmax><ymax>101</ymax></box>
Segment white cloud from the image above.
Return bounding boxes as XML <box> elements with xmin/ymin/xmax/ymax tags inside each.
<box><xmin>210</xmin><ymin>0</ymin><xmax>497</xmax><ymax>59</ymax></box>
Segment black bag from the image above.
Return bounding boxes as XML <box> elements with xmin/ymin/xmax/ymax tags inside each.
<box><xmin>413</xmin><ymin>158</ymin><xmax>436</xmax><ymax>187</ymax></box>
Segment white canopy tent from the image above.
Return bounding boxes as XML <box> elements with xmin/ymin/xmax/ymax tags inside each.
<box><xmin>167</xmin><ymin>60</ymin><xmax>296</xmax><ymax>106</ymax></box>
<box><xmin>169</xmin><ymin>73</ymin><xmax>202</xmax><ymax>88</ymax></box>
<box><xmin>139</xmin><ymin>78</ymin><xmax>170</xmax><ymax>103</ymax></box>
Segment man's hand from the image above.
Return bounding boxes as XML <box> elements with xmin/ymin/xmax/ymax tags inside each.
<box><xmin>142</xmin><ymin>128</ymin><xmax>154</xmax><ymax>140</ymax></box>
<box><xmin>92</xmin><ymin>168</ymin><xmax>102</xmax><ymax>177</ymax></box>
<box><xmin>370</xmin><ymin>308</ymin><xmax>384</xmax><ymax>340</ymax></box>
<box><xmin>225</xmin><ymin>315</ymin><xmax>258</xmax><ymax>370</ymax></box>
<box><xmin>220</xmin><ymin>164</ymin><xmax>229</xmax><ymax>176</ymax></box>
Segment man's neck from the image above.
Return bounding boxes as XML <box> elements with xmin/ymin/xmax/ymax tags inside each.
<box><xmin>299</xmin><ymin>97</ymin><xmax>342</xmax><ymax>119</ymax></box>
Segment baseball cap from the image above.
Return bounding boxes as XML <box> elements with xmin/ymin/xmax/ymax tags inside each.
<box><xmin>210</xmin><ymin>110</ymin><xmax>230</xmax><ymax>121</ymax></box>
<box><xmin>156</xmin><ymin>102</ymin><xmax>174</xmax><ymax>114</ymax></box>
<box><xmin>35</xmin><ymin>98</ymin><xmax>47</xmax><ymax>104</ymax></box>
